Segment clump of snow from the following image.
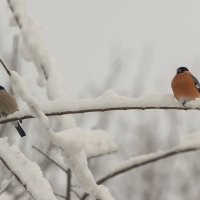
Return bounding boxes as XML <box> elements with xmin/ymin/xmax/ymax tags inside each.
<box><xmin>0</xmin><ymin>138</ymin><xmax>56</xmax><ymax>200</ymax></box>
<box><xmin>179</xmin><ymin>131</ymin><xmax>200</xmax><ymax>148</ymax></box>
<box><xmin>185</xmin><ymin>98</ymin><xmax>200</xmax><ymax>108</ymax></box>
<box><xmin>10</xmin><ymin>71</ymin><xmax>49</xmax><ymax>126</ymax></box>
<box><xmin>51</xmin><ymin>127</ymin><xmax>86</xmax><ymax>157</ymax></box>
<box><xmin>95</xmin><ymin>185</ymin><xmax>115</xmax><ymax>200</ymax></box>
<box><xmin>86</xmin><ymin>130</ymin><xmax>118</xmax><ymax>158</ymax></box>
<box><xmin>99</xmin><ymin>89</ymin><xmax>119</xmax><ymax>99</ymax></box>
<box><xmin>20</xmin><ymin>17</ymin><xmax>47</xmax><ymax>85</ymax></box>
<box><xmin>66</xmin><ymin>151</ymin><xmax>115</xmax><ymax>200</ymax></box>
<box><xmin>0</xmin><ymin>92</ymin><xmax>195</xmax><ymax>125</ymax></box>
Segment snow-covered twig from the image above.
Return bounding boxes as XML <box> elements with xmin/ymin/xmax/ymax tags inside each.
<box><xmin>0</xmin><ymin>138</ymin><xmax>57</xmax><ymax>200</ymax></box>
<box><xmin>1</xmin><ymin>57</ymin><xmax>115</xmax><ymax>200</ymax></box>
<box><xmin>81</xmin><ymin>145</ymin><xmax>200</xmax><ymax>199</ymax></box>
<box><xmin>33</xmin><ymin>146</ymin><xmax>72</xmax><ymax>200</ymax></box>
<box><xmin>0</xmin><ymin>88</ymin><xmax>199</xmax><ymax>125</ymax></box>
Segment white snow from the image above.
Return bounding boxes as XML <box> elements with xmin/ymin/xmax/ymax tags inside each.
<box><xmin>51</xmin><ymin>128</ymin><xmax>117</xmax><ymax>199</ymax></box>
<box><xmin>86</xmin><ymin>130</ymin><xmax>118</xmax><ymax>158</ymax></box>
<box><xmin>0</xmin><ymin>177</ymin><xmax>12</xmax><ymax>194</ymax></box>
<box><xmin>41</xmin><ymin>93</ymin><xmax>183</xmax><ymax>114</ymax></box>
<box><xmin>1</xmin><ymin>91</ymin><xmax>200</xmax><ymax>124</ymax></box>
<box><xmin>185</xmin><ymin>98</ymin><xmax>200</xmax><ymax>108</ymax></box>
<box><xmin>66</xmin><ymin>151</ymin><xmax>115</xmax><ymax>200</ymax></box>
<box><xmin>10</xmin><ymin>71</ymin><xmax>52</xmax><ymax>132</ymax></box>
<box><xmin>179</xmin><ymin>131</ymin><xmax>200</xmax><ymax>149</ymax></box>
<box><xmin>97</xmin><ymin>136</ymin><xmax>200</xmax><ymax>184</ymax></box>
<box><xmin>51</xmin><ymin>127</ymin><xmax>86</xmax><ymax>157</ymax></box>
<box><xmin>0</xmin><ymin>138</ymin><xmax>57</xmax><ymax>200</ymax></box>
<box><xmin>51</xmin><ymin>128</ymin><xmax>117</xmax><ymax>158</ymax></box>
<box><xmin>9</xmin><ymin>71</ymin><xmax>115</xmax><ymax>199</ymax></box>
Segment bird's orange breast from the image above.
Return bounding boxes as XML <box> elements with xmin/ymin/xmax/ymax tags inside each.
<box><xmin>171</xmin><ymin>71</ymin><xmax>200</xmax><ymax>101</ymax></box>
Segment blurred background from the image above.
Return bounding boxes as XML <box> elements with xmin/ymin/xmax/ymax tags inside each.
<box><xmin>1</xmin><ymin>0</ymin><xmax>200</xmax><ymax>199</ymax></box>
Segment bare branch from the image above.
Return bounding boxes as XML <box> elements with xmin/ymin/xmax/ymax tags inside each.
<box><xmin>32</xmin><ymin>146</ymin><xmax>68</xmax><ymax>173</ymax></box>
<box><xmin>66</xmin><ymin>169</ymin><xmax>71</xmax><ymax>200</ymax></box>
<box><xmin>55</xmin><ymin>189</ymin><xmax>81</xmax><ymax>200</ymax></box>
<box><xmin>0</xmin><ymin>59</ymin><xmax>11</xmax><ymax>76</ymax></box>
<box><xmin>80</xmin><ymin>146</ymin><xmax>200</xmax><ymax>200</ymax></box>
<box><xmin>71</xmin><ymin>188</ymin><xmax>81</xmax><ymax>199</ymax></box>
<box><xmin>54</xmin><ymin>192</ymin><xmax>66</xmax><ymax>199</ymax></box>
<box><xmin>7</xmin><ymin>0</ymin><xmax>22</xmax><ymax>28</ymax></box>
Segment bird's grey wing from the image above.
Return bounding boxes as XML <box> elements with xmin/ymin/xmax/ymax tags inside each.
<box><xmin>191</xmin><ymin>75</ymin><xmax>200</xmax><ymax>92</ymax></box>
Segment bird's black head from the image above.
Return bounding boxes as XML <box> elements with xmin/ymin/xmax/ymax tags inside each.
<box><xmin>177</xmin><ymin>67</ymin><xmax>189</xmax><ymax>74</ymax></box>
<box><xmin>0</xmin><ymin>86</ymin><xmax>5</xmax><ymax>91</ymax></box>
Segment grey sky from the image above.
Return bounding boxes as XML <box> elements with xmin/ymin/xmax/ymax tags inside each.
<box><xmin>1</xmin><ymin>0</ymin><xmax>200</xmax><ymax>96</ymax></box>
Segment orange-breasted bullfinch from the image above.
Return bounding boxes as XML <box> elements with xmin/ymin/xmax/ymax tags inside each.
<box><xmin>171</xmin><ymin>67</ymin><xmax>200</xmax><ymax>105</ymax></box>
<box><xmin>0</xmin><ymin>86</ymin><xmax>26</xmax><ymax>137</ymax></box>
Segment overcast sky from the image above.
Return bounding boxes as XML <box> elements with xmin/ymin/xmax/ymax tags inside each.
<box><xmin>1</xmin><ymin>0</ymin><xmax>200</xmax><ymax>97</ymax></box>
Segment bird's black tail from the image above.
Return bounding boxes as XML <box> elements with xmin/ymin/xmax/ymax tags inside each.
<box><xmin>15</xmin><ymin>123</ymin><xmax>26</xmax><ymax>137</ymax></box>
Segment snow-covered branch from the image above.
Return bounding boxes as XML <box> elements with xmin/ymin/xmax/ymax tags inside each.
<box><xmin>0</xmin><ymin>58</ymin><xmax>115</xmax><ymax>199</ymax></box>
<box><xmin>97</xmin><ymin>147</ymin><xmax>198</xmax><ymax>184</ymax></box>
<box><xmin>0</xmin><ymin>88</ymin><xmax>200</xmax><ymax>124</ymax></box>
<box><xmin>0</xmin><ymin>138</ymin><xmax>57</xmax><ymax>200</ymax></box>
<box><xmin>81</xmin><ymin>135</ymin><xmax>200</xmax><ymax>199</ymax></box>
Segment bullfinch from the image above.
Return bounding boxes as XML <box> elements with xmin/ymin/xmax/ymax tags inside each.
<box><xmin>0</xmin><ymin>86</ymin><xmax>26</xmax><ymax>137</ymax></box>
<box><xmin>171</xmin><ymin>67</ymin><xmax>200</xmax><ymax>105</ymax></box>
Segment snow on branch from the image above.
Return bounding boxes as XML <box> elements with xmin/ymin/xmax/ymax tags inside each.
<box><xmin>0</xmin><ymin>59</ymin><xmax>115</xmax><ymax>199</ymax></box>
<box><xmin>0</xmin><ymin>87</ymin><xmax>200</xmax><ymax>124</ymax></box>
<box><xmin>81</xmin><ymin>133</ymin><xmax>200</xmax><ymax>199</ymax></box>
<box><xmin>86</xmin><ymin>130</ymin><xmax>118</xmax><ymax>158</ymax></box>
<box><xmin>0</xmin><ymin>138</ymin><xmax>57</xmax><ymax>200</ymax></box>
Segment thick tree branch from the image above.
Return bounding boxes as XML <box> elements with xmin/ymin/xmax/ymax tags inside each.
<box><xmin>0</xmin><ymin>105</ymin><xmax>199</xmax><ymax>124</ymax></box>
<box><xmin>80</xmin><ymin>146</ymin><xmax>200</xmax><ymax>200</ymax></box>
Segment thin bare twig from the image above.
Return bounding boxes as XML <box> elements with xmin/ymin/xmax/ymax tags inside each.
<box><xmin>71</xmin><ymin>188</ymin><xmax>81</xmax><ymax>199</ymax></box>
<box><xmin>80</xmin><ymin>147</ymin><xmax>200</xmax><ymax>200</ymax></box>
<box><xmin>32</xmin><ymin>146</ymin><xmax>68</xmax><ymax>173</ymax></box>
<box><xmin>7</xmin><ymin>0</ymin><xmax>22</xmax><ymax>28</ymax></box>
<box><xmin>66</xmin><ymin>169</ymin><xmax>71</xmax><ymax>200</ymax></box>
<box><xmin>54</xmin><ymin>192</ymin><xmax>66</xmax><ymax>199</ymax></box>
<box><xmin>55</xmin><ymin>189</ymin><xmax>81</xmax><ymax>200</ymax></box>
<box><xmin>0</xmin><ymin>59</ymin><xmax>11</xmax><ymax>76</ymax></box>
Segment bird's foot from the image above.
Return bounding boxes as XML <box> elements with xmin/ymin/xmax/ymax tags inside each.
<box><xmin>182</xmin><ymin>101</ymin><xmax>187</xmax><ymax>106</ymax></box>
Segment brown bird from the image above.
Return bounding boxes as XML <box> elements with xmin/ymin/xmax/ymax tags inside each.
<box><xmin>171</xmin><ymin>67</ymin><xmax>200</xmax><ymax>105</ymax></box>
<box><xmin>0</xmin><ymin>86</ymin><xmax>26</xmax><ymax>137</ymax></box>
